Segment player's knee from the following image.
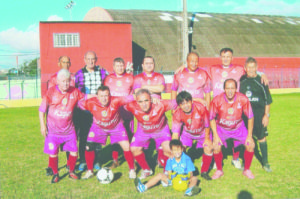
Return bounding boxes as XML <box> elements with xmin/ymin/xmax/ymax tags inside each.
<box><xmin>70</xmin><ymin>152</ymin><xmax>77</xmax><ymax>156</ymax></box>
<box><xmin>213</xmin><ymin>145</ymin><xmax>221</xmax><ymax>153</ymax></box>
<box><xmin>204</xmin><ymin>145</ymin><xmax>213</xmax><ymax>154</ymax></box>
<box><xmin>258</xmin><ymin>137</ymin><xmax>266</xmax><ymax>142</ymax></box>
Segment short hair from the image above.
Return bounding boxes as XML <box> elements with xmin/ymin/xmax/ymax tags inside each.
<box><xmin>113</xmin><ymin>57</ymin><xmax>125</xmax><ymax>65</ymax></box>
<box><xmin>84</xmin><ymin>51</ymin><xmax>97</xmax><ymax>58</ymax></box>
<box><xmin>57</xmin><ymin>69</ymin><xmax>70</xmax><ymax>80</ymax></box>
<box><xmin>220</xmin><ymin>48</ymin><xmax>233</xmax><ymax>55</ymax></box>
<box><xmin>223</xmin><ymin>78</ymin><xmax>237</xmax><ymax>89</ymax></box>
<box><xmin>97</xmin><ymin>85</ymin><xmax>110</xmax><ymax>94</ymax></box>
<box><xmin>136</xmin><ymin>88</ymin><xmax>151</xmax><ymax>98</ymax></box>
<box><xmin>169</xmin><ymin>139</ymin><xmax>183</xmax><ymax>149</ymax></box>
<box><xmin>245</xmin><ymin>57</ymin><xmax>257</xmax><ymax>66</ymax></box>
<box><xmin>176</xmin><ymin>91</ymin><xmax>192</xmax><ymax>105</ymax></box>
<box><xmin>143</xmin><ymin>56</ymin><xmax>155</xmax><ymax>64</ymax></box>
<box><xmin>186</xmin><ymin>52</ymin><xmax>199</xmax><ymax>60</ymax></box>
<box><xmin>58</xmin><ymin>56</ymin><xmax>70</xmax><ymax>62</ymax></box>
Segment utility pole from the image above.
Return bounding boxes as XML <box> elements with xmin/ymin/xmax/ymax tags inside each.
<box><xmin>182</xmin><ymin>0</ymin><xmax>188</xmax><ymax>64</ymax></box>
<box><xmin>65</xmin><ymin>1</ymin><xmax>75</xmax><ymax>20</ymax></box>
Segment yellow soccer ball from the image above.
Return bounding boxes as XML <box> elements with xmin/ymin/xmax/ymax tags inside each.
<box><xmin>172</xmin><ymin>174</ymin><xmax>189</xmax><ymax>192</ymax></box>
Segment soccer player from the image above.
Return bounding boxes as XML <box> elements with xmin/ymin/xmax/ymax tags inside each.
<box><xmin>133</xmin><ymin>56</ymin><xmax>167</xmax><ymax>168</ymax></box>
<box><xmin>124</xmin><ymin>89</ymin><xmax>176</xmax><ymax>179</ymax></box>
<box><xmin>172</xmin><ymin>91</ymin><xmax>213</xmax><ymax>180</ymax></box>
<box><xmin>135</xmin><ymin>139</ymin><xmax>200</xmax><ymax>197</ymax></box>
<box><xmin>171</xmin><ymin>52</ymin><xmax>211</xmax><ymax>108</ymax></box>
<box><xmin>80</xmin><ymin>85</ymin><xmax>136</xmax><ymax>179</ymax></box>
<box><xmin>104</xmin><ymin>57</ymin><xmax>134</xmax><ymax>169</ymax></box>
<box><xmin>74</xmin><ymin>51</ymin><xmax>108</xmax><ymax>171</ymax></box>
<box><xmin>39</xmin><ymin>69</ymin><xmax>85</xmax><ymax>183</ymax></box>
<box><xmin>240</xmin><ymin>57</ymin><xmax>273</xmax><ymax>172</ymax></box>
<box><xmin>47</xmin><ymin>56</ymin><xmax>75</xmax><ymax>89</ymax></box>
<box><xmin>210</xmin><ymin>79</ymin><xmax>255</xmax><ymax>179</ymax></box>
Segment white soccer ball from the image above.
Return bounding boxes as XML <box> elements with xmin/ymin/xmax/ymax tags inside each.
<box><xmin>96</xmin><ymin>167</ymin><xmax>114</xmax><ymax>184</ymax></box>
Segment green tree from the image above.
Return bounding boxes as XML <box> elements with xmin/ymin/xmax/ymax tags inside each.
<box><xmin>20</xmin><ymin>58</ymin><xmax>39</xmax><ymax>76</ymax></box>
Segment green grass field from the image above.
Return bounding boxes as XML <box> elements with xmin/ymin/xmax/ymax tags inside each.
<box><xmin>0</xmin><ymin>93</ymin><xmax>299</xmax><ymax>199</ymax></box>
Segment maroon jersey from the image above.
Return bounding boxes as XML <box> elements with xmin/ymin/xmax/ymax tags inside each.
<box><xmin>83</xmin><ymin>96</ymin><xmax>134</xmax><ymax>130</ymax></box>
<box><xmin>39</xmin><ymin>86</ymin><xmax>85</xmax><ymax>135</ymax></box>
<box><xmin>172</xmin><ymin>102</ymin><xmax>210</xmax><ymax>136</ymax></box>
<box><xmin>124</xmin><ymin>100</ymin><xmax>176</xmax><ymax>133</ymax></box>
<box><xmin>210</xmin><ymin>92</ymin><xmax>253</xmax><ymax>131</ymax></box>
<box><xmin>172</xmin><ymin>68</ymin><xmax>211</xmax><ymax>99</ymax></box>
<box><xmin>208</xmin><ymin>65</ymin><xmax>245</xmax><ymax>97</ymax></box>
<box><xmin>104</xmin><ymin>73</ymin><xmax>133</xmax><ymax>97</ymax></box>
<box><xmin>133</xmin><ymin>72</ymin><xmax>165</xmax><ymax>99</ymax></box>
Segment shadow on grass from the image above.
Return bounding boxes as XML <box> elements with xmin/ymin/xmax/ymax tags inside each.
<box><xmin>237</xmin><ymin>190</ymin><xmax>253</xmax><ymax>199</ymax></box>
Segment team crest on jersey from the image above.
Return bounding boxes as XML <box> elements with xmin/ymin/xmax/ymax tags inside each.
<box><xmin>147</xmin><ymin>80</ymin><xmax>151</xmax><ymax>85</ymax></box>
<box><xmin>246</xmin><ymin>91</ymin><xmax>252</xmax><ymax>98</ymax></box>
<box><xmin>89</xmin><ymin>132</ymin><xmax>95</xmax><ymax>137</ymax></box>
<box><xmin>143</xmin><ymin>115</ymin><xmax>149</xmax><ymax>121</ymax></box>
<box><xmin>237</xmin><ymin>103</ymin><xmax>242</xmax><ymax>109</ymax></box>
<box><xmin>116</xmin><ymin>80</ymin><xmax>122</xmax><ymax>87</ymax></box>
<box><xmin>187</xmin><ymin>119</ymin><xmax>192</xmax><ymax>125</ymax></box>
<box><xmin>101</xmin><ymin>111</ymin><xmax>108</xmax><ymax>117</ymax></box>
<box><xmin>48</xmin><ymin>143</ymin><xmax>54</xmax><ymax>150</ymax></box>
<box><xmin>188</xmin><ymin>77</ymin><xmax>194</xmax><ymax>84</ymax></box>
<box><xmin>222</xmin><ymin>71</ymin><xmax>228</xmax><ymax>78</ymax></box>
<box><xmin>228</xmin><ymin>108</ymin><xmax>234</xmax><ymax>114</ymax></box>
<box><xmin>62</xmin><ymin>98</ymin><xmax>68</xmax><ymax>105</ymax></box>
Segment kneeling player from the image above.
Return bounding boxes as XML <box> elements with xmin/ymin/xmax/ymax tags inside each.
<box><xmin>39</xmin><ymin>69</ymin><xmax>85</xmax><ymax>183</ymax></box>
<box><xmin>172</xmin><ymin>91</ymin><xmax>213</xmax><ymax>180</ymax></box>
<box><xmin>80</xmin><ymin>85</ymin><xmax>136</xmax><ymax>179</ymax></box>
<box><xmin>240</xmin><ymin>57</ymin><xmax>273</xmax><ymax>172</ymax></box>
<box><xmin>210</xmin><ymin>79</ymin><xmax>255</xmax><ymax>179</ymax></box>
<box><xmin>135</xmin><ymin>139</ymin><xmax>200</xmax><ymax>196</ymax></box>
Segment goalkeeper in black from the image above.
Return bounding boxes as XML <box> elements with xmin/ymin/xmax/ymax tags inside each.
<box><xmin>240</xmin><ymin>57</ymin><xmax>272</xmax><ymax>172</ymax></box>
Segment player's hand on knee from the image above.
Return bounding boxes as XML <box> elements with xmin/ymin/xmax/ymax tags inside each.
<box><xmin>41</xmin><ymin>125</ymin><xmax>48</xmax><ymax>137</ymax></box>
<box><xmin>245</xmin><ymin>136</ymin><xmax>255</xmax><ymax>149</ymax></box>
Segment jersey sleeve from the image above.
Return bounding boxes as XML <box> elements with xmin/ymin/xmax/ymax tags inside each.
<box><xmin>162</xmin><ymin>99</ymin><xmax>177</xmax><ymax>111</ymax></box>
<box><xmin>264</xmin><ymin>85</ymin><xmax>273</xmax><ymax>105</ymax></box>
<box><xmin>114</xmin><ymin>95</ymin><xmax>135</xmax><ymax>107</ymax></box>
<box><xmin>158</xmin><ymin>74</ymin><xmax>166</xmax><ymax>86</ymax></box>
<box><xmin>123</xmin><ymin>101</ymin><xmax>135</xmax><ymax>113</ymax></box>
<box><xmin>171</xmin><ymin>74</ymin><xmax>179</xmax><ymax>91</ymax></box>
<box><xmin>172</xmin><ymin>110</ymin><xmax>182</xmax><ymax>133</ymax></box>
<box><xmin>209</xmin><ymin>99</ymin><xmax>218</xmax><ymax>120</ymax></box>
<box><xmin>243</xmin><ymin>98</ymin><xmax>254</xmax><ymax>119</ymax></box>
<box><xmin>47</xmin><ymin>77</ymin><xmax>56</xmax><ymax>89</ymax></box>
<box><xmin>204</xmin><ymin>109</ymin><xmax>210</xmax><ymax>128</ymax></box>
<box><xmin>133</xmin><ymin>76</ymin><xmax>142</xmax><ymax>90</ymax></box>
<box><xmin>39</xmin><ymin>92</ymin><xmax>50</xmax><ymax>113</ymax></box>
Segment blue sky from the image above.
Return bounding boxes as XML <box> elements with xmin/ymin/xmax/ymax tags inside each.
<box><xmin>0</xmin><ymin>0</ymin><xmax>299</xmax><ymax>69</ymax></box>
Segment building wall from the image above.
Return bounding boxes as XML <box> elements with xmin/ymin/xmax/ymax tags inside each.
<box><xmin>39</xmin><ymin>22</ymin><xmax>132</xmax><ymax>96</ymax></box>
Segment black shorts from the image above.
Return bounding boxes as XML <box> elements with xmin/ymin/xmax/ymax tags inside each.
<box><xmin>253</xmin><ymin>111</ymin><xmax>268</xmax><ymax>140</ymax></box>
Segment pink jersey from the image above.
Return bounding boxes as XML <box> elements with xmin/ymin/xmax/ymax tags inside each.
<box><xmin>124</xmin><ymin>100</ymin><xmax>176</xmax><ymax>133</ymax></box>
<box><xmin>172</xmin><ymin>101</ymin><xmax>210</xmax><ymax>136</ymax></box>
<box><xmin>104</xmin><ymin>73</ymin><xmax>133</xmax><ymax>96</ymax></box>
<box><xmin>171</xmin><ymin>68</ymin><xmax>211</xmax><ymax>99</ymax></box>
<box><xmin>83</xmin><ymin>96</ymin><xmax>134</xmax><ymax>130</ymax></box>
<box><xmin>208</xmin><ymin>65</ymin><xmax>245</xmax><ymax>97</ymax></box>
<box><xmin>133</xmin><ymin>72</ymin><xmax>165</xmax><ymax>99</ymax></box>
<box><xmin>210</xmin><ymin>92</ymin><xmax>253</xmax><ymax>131</ymax></box>
<box><xmin>39</xmin><ymin>86</ymin><xmax>85</xmax><ymax>135</ymax></box>
<box><xmin>48</xmin><ymin>72</ymin><xmax>76</xmax><ymax>89</ymax></box>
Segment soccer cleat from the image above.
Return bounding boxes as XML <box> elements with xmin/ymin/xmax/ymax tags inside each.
<box><xmin>82</xmin><ymin>170</ymin><xmax>94</xmax><ymax>180</ymax></box>
<box><xmin>129</xmin><ymin>169</ymin><xmax>137</xmax><ymax>179</ymax></box>
<box><xmin>134</xmin><ymin>178</ymin><xmax>146</xmax><ymax>193</ymax></box>
<box><xmin>110</xmin><ymin>160</ymin><xmax>119</xmax><ymax>169</ymax></box>
<box><xmin>263</xmin><ymin>164</ymin><xmax>272</xmax><ymax>172</ymax></box>
<box><xmin>211</xmin><ymin>170</ymin><xmax>224</xmax><ymax>180</ymax></box>
<box><xmin>161</xmin><ymin>179</ymin><xmax>172</xmax><ymax>187</ymax></box>
<box><xmin>139</xmin><ymin>169</ymin><xmax>153</xmax><ymax>179</ymax></box>
<box><xmin>78</xmin><ymin>163</ymin><xmax>87</xmax><ymax>171</ymax></box>
<box><xmin>51</xmin><ymin>174</ymin><xmax>59</xmax><ymax>183</ymax></box>
<box><xmin>201</xmin><ymin>172</ymin><xmax>212</xmax><ymax>181</ymax></box>
<box><xmin>46</xmin><ymin>167</ymin><xmax>53</xmax><ymax>176</ymax></box>
<box><xmin>94</xmin><ymin>163</ymin><xmax>101</xmax><ymax>171</ymax></box>
<box><xmin>231</xmin><ymin>159</ymin><xmax>243</xmax><ymax>170</ymax></box>
<box><xmin>243</xmin><ymin>169</ymin><xmax>255</xmax><ymax>179</ymax></box>
<box><xmin>184</xmin><ymin>186</ymin><xmax>201</xmax><ymax>197</ymax></box>
<box><xmin>69</xmin><ymin>172</ymin><xmax>79</xmax><ymax>180</ymax></box>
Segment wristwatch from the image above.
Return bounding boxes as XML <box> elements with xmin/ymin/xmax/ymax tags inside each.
<box><xmin>266</xmin><ymin>113</ymin><xmax>270</xmax><ymax>118</ymax></box>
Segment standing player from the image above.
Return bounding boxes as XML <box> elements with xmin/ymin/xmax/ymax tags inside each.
<box><xmin>135</xmin><ymin>139</ymin><xmax>200</xmax><ymax>197</ymax></box>
<box><xmin>210</xmin><ymin>79</ymin><xmax>255</xmax><ymax>179</ymax></box>
<box><xmin>104</xmin><ymin>57</ymin><xmax>134</xmax><ymax>169</ymax></box>
<box><xmin>124</xmin><ymin>89</ymin><xmax>176</xmax><ymax>179</ymax></box>
<box><xmin>133</xmin><ymin>56</ymin><xmax>167</xmax><ymax>168</ymax></box>
<box><xmin>240</xmin><ymin>57</ymin><xmax>272</xmax><ymax>172</ymax></box>
<box><xmin>39</xmin><ymin>69</ymin><xmax>85</xmax><ymax>183</ymax></box>
<box><xmin>48</xmin><ymin>56</ymin><xmax>75</xmax><ymax>89</ymax></box>
<box><xmin>172</xmin><ymin>91</ymin><xmax>213</xmax><ymax>180</ymax></box>
<box><xmin>80</xmin><ymin>85</ymin><xmax>136</xmax><ymax>179</ymax></box>
<box><xmin>75</xmin><ymin>51</ymin><xmax>108</xmax><ymax>171</ymax></box>
<box><xmin>171</xmin><ymin>52</ymin><xmax>211</xmax><ymax>108</ymax></box>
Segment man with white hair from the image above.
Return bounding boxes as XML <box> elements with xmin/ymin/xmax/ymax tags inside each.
<box><xmin>39</xmin><ymin>69</ymin><xmax>86</xmax><ymax>183</ymax></box>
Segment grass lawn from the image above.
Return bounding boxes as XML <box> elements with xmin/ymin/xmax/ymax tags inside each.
<box><xmin>0</xmin><ymin>93</ymin><xmax>299</xmax><ymax>198</ymax></box>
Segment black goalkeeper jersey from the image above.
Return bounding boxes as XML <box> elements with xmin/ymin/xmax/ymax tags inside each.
<box><xmin>239</xmin><ymin>75</ymin><xmax>272</xmax><ymax>113</ymax></box>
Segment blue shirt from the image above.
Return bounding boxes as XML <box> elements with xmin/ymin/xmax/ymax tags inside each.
<box><xmin>165</xmin><ymin>152</ymin><xmax>195</xmax><ymax>174</ymax></box>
